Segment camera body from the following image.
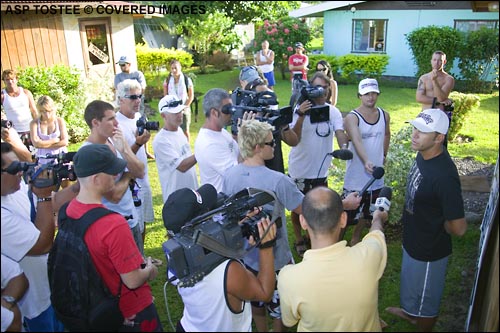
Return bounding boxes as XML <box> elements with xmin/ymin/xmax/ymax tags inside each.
<box><xmin>291</xmin><ymin>84</ymin><xmax>330</xmax><ymax>124</ymax></box>
<box><xmin>136</xmin><ymin>116</ymin><xmax>159</xmax><ymax>136</ymax></box>
<box><xmin>1</xmin><ymin>119</ymin><xmax>13</xmax><ymax>129</ymax></box>
<box><xmin>4</xmin><ymin>152</ymin><xmax>77</xmax><ymax>188</ymax></box>
<box><xmin>163</xmin><ymin>188</ymin><xmax>277</xmax><ymax>287</ymax></box>
<box><xmin>229</xmin><ymin>88</ymin><xmax>292</xmax><ymax>135</ymax></box>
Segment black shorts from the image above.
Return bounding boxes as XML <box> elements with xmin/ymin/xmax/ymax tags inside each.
<box><xmin>342</xmin><ymin>188</ymin><xmax>381</xmax><ymax>226</ymax></box>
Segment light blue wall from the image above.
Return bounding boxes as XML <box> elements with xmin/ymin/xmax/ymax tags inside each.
<box><xmin>324</xmin><ymin>9</ymin><xmax>498</xmax><ymax>78</ymax></box>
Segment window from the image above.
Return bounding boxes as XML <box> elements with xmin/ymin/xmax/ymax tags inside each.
<box><xmin>454</xmin><ymin>20</ymin><xmax>498</xmax><ymax>33</ymax></box>
<box><xmin>352</xmin><ymin>19</ymin><xmax>388</xmax><ymax>53</ymax></box>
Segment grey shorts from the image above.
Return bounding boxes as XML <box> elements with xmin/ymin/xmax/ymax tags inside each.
<box><xmin>180</xmin><ymin>107</ymin><xmax>191</xmax><ymax>132</ymax></box>
<box><xmin>400</xmin><ymin>248</ymin><xmax>449</xmax><ymax>317</ymax></box>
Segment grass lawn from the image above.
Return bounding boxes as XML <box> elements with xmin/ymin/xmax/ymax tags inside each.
<box><xmin>70</xmin><ymin>68</ymin><xmax>498</xmax><ymax>332</ymax></box>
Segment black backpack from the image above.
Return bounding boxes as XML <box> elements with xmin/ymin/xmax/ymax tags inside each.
<box><xmin>48</xmin><ymin>202</ymin><xmax>124</xmax><ymax>332</ymax></box>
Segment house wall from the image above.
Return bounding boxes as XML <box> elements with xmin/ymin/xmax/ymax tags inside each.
<box><xmin>0</xmin><ymin>13</ymin><xmax>69</xmax><ymax>73</ymax></box>
<box><xmin>61</xmin><ymin>13</ymin><xmax>136</xmax><ymax>77</ymax></box>
<box><xmin>324</xmin><ymin>9</ymin><xmax>498</xmax><ymax>78</ymax></box>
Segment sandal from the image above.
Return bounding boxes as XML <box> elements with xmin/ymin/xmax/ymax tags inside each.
<box><xmin>294</xmin><ymin>241</ymin><xmax>307</xmax><ymax>257</ymax></box>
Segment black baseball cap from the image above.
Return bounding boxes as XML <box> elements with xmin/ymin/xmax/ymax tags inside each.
<box><xmin>74</xmin><ymin>144</ymin><xmax>127</xmax><ymax>178</ymax></box>
<box><xmin>162</xmin><ymin>184</ymin><xmax>218</xmax><ymax>234</ymax></box>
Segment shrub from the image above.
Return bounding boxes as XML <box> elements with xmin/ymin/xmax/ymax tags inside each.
<box><xmin>252</xmin><ymin>16</ymin><xmax>311</xmax><ymax>80</ymax></box>
<box><xmin>448</xmin><ymin>91</ymin><xmax>481</xmax><ymax>141</ymax></box>
<box><xmin>338</xmin><ymin>54</ymin><xmax>390</xmax><ymax>81</ymax></box>
<box><xmin>136</xmin><ymin>43</ymin><xmax>193</xmax><ymax>74</ymax></box>
<box><xmin>406</xmin><ymin>26</ymin><xmax>462</xmax><ymax>79</ymax></box>
<box><xmin>384</xmin><ymin>126</ymin><xmax>415</xmax><ymax>224</ymax></box>
<box><xmin>208</xmin><ymin>51</ymin><xmax>234</xmax><ymax>71</ymax></box>
<box><xmin>457</xmin><ymin>27</ymin><xmax>499</xmax><ymax>93</ymax></box>
<box><xmin>17</xmin><ymin>65</ymin><xmax>88</xmax><ymax>143</ymax></box>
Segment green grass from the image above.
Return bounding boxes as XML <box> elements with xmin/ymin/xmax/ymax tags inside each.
<box><xmin>70</xmin><ymin>69</ymin><xmax>499</xmax><ymax>332</ymax></box>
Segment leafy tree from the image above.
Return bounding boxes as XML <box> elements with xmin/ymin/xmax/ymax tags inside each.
<box><xmin>405</xmin><ymin>26</ymin><xmax>462</xmax><ymax>79</ymax></box>
<box><xmin>182</xmin><ymin>12</ymin><xmax>238</xmax><ymax>73</ymax></box>
<box><xmin>457</xmin><ymin>27</ymin><xmax>499</xmax><ymax>92</ymax></box>
<box><xmin>252</xmin><ymin>17</ymin><xmax>311</xmax><ymax>80</ymax></box>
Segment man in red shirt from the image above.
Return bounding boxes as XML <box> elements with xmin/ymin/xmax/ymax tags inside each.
<box><xmin>288</xmin><ymin>42</ymin><xmax>309</xmax><ymax>83</ymax></box>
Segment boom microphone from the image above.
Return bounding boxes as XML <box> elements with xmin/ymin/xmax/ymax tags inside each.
<box><xmin>359</xmin><ymin>167</ymin><xmax>385</xmax><ymax>197</ymax></box>
<box><xmin>374</xmin><ymin>186</ymin><xmax>392</xmax><ymax>212</ymax></box>
<box><xmin>330</xmin><ymin>149</ymin><xmax>353</xmax><ymax>160</ymax></box>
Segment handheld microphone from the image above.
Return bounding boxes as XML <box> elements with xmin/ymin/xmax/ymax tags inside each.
<box><xmin>359</xmin><ymin>167</ymin><xmax>385</xmax><ymax>197</ymax></box>
<box><xmin>330</xmin><ymin>149</ymin><xmax>353</xmax><ymax>160</ymax></box>
<box><xmin>374</xmin><ymin>186</ymin><xmax>392</xmax><ymax>212</ymax></box>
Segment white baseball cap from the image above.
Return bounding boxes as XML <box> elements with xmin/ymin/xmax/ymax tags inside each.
<box><xmin>358</xmin><ymin>78</ymin><xmax>380</xmax><ymax>95</ymax></box>
<box><xmin>159</xmin><ymin>95</ymin><xmax>184</xmax><ymax>114</ymax></box>
<box><xmin>116</xmin><ymin>55</ymin><xmax>131</xmax><ymax>65</ymax></box>
<box><xmin>409</xmin><ymin>108</ymin><xmax>449</xmax><ymax>134</ymax></box>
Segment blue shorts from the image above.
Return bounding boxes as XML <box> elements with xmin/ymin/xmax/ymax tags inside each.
<box><xmin>23</xmin><ymin>304</ymin><xmax>65</xmax><ymax>332</ymax></box>
<box><xmin>400</xmin><ymin>248</ymin><xmax>449</xmax><ymax>317</ymax></box>
<box><xmin>263</xmin><ymin>71</ymin><xmax>276</xmax><ymax>87</ymax></box>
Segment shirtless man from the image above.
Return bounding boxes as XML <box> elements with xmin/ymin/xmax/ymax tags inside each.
<box><xmin>416</xmin><ymin>51</ymin><xmax>455</xmax><ymax>111</ymax></box>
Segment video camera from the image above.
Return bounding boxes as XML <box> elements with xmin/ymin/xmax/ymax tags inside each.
<box><xmin>228</xmin><ymin>88</ymin><xmax>292</xmax><ymax>135</ymax></box>
<box><xmin>136</xmin><ymin>116</ymin><xmax>159</xmax><ymax>136</ymax></box>
<box><xmin>291</xmin><ymin>84</ymin><xmax>330</xmax><ymax>124</ymax></box>
<box><xmin>1</xmin><ymin>119</ymin><xmax>13</xmax><ymax>129</ymax></box>
<box><xmin>162</xmin><ymin>187</ymin><xmax>279</xmax><ymax>287</ymax></box>
<box><xmin>4</xmin><ymin>152</ymin><xmax>77</xmax><ymax>188</ymax></box>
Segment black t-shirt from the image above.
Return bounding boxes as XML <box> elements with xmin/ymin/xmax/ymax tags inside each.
<box><xmin>402</xmin><ymin>149</ymin><xmax>465</xmax><ymax>261</ymax></box>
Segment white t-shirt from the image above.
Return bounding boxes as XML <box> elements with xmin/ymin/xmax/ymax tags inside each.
<box><xmin>152</xmin><ymin>127</ymin><xmax>198</xmax><ymax>203</ymax></box>
<box><xmin>194</xmin><ymin>128</ymin><xmax>239</xmax><ymax>192</ymax></box>
<box><xmin>288</xmin><ymin>104</ymin><xmax>344</xmax><ymax>179</ymax></box>
<box><xmin>1</xmin><ymin>182</ymin><xmax>51</xmax><ymax>319</ymax></box>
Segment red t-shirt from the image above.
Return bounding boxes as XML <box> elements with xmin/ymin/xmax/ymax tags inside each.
<box><xmin>288</xmin><ymin>53</ymin><xmax>308</xmax><ymax>80</ymax></box>
<box><xmin>66</xmin><ymin>199</ymin><xmax>152</xmax><ymax>318</ymax></box>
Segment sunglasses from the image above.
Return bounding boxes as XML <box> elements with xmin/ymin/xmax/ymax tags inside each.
<box><xmin>263</xmin><ymin>138</ymin><xmax>276</xmax><ymax>147</ymax></box>
<box><xmin>119</xmin><ymin>63</ymin><xmax>128</xmax><ymax>67</ymax></box>
<box><xmin>161</xmin><ymin>100</ymin><xmax>183</xmax><ymax>109</ymax></box>
<box><xmin>315</xmin><ymin>85</ymin><xmax>329</xmax><ymax>90</ymax></box>
<box><xmin>123</xmin><ymin>94</ymin><xmax>143</xmax><ymax>100</ymax></box>
<box><xmin>317</xmin><ymin>67</ymin><xmax>327</xmax><ymax>72</ymax></box>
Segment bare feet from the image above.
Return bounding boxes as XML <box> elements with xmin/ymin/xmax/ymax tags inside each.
<box><xmin>386</xmin><ymin>307</ymin><xmax>417</xmax><ymax>325</ymax></box>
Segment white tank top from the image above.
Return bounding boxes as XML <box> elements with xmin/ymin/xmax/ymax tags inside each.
<box><xmin>179</xmin><ymin>259</ymin><xmax>252</xmax><ymax>332</ymax></box>
<box><xmin>257</xmin><ymin>50</ymin><xmax>274</xmax><ymax>73</ymax></box>
<box><xmin>344</xmin><ymin>107</ymin><xmax>386</xmax><ymax>191</ymax></box>
<box><xmin>2</xmin><ymin>88</ymin><xmax>32</xmax><ymax>133</ymax></box>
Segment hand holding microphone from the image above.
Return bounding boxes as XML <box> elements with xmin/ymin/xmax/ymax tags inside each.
<box><xmin>359</xmin><ymin>166</ymin><xmax>385</xmax><ymax>197</ymax></box>
<box><xmin>374</xmin><ymin>186</ymin><xmax>392</xmax><ymax>212</ymax></box>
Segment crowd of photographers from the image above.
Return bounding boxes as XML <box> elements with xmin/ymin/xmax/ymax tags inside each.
<box><xmin>1</xmin><ymin>46</ymin><xmax>465</xmax><ymax>332</ymax></box>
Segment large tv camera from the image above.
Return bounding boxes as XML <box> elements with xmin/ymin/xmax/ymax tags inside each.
<box><xmin>162</xmin><ymin>187</ymin><xmax>279</xmax><ymax>288</ymax></box>
<box><xmin>4</xmin><ymin>152</ymin><xmax>76</xmax><ymax>188</ymax></box>
<box><xmin>136</xmin><ymin>116</ymin><xmax>159</xmax><ymax>136</ymax></box>
<box><xmin>228</xmin><ymin>88</ymin><xmax>293</xmax><ymax>135</ymax></box>
<box><xmin>292</xmin><ymin>84</ymin><xmax>331</xmax><ymax>124</ymax></box>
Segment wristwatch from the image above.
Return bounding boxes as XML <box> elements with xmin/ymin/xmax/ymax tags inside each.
<box><xmin>2</xmin><ymin>295</ymin><xmax>17</xmax><ymax>309</ymax></box>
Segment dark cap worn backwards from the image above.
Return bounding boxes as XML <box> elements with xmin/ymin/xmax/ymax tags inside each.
<box><xmin>162</xmin><ymin>184</ymin><xmax>218</xmax><ymax>234</ymax></box>
<box><xmin>74</xmin><ymin>144</ymin><xmax>127</xmax><ymax>178</ymax></box>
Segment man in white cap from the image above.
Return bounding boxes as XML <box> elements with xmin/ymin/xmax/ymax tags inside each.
<box><xmin>341</xmin><ymin>78</ymin><xmax>391</xmax><ymax>245</ymax></box>
<box><xmin>153</xmin><ymin>95</ymin><xmax>198</xmax><ymax>204</ymax></box>
<box><xmin>386</xmin><ymin>109</ymin><xmax>466</xmax><ymax>332</ymax></box>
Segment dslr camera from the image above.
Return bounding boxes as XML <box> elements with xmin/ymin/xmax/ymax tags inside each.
<box><xmin>294</xmin><ymin>85</ymin><xmax>330</xmax><ymax>123</ymax></box>
<box><xmin>163</xmin><ymin>188</ymin><xmax>279</xmax><ymax>287</ymax></box>
<box><xmin>136</xmin><ymin>116</ymin><xmax>159</xmax><ymax>136</ymax></box>
<box><xmin>1</xmin><ymin>119</ymin><xmax>13</xmax><ymax>129</ymax></box>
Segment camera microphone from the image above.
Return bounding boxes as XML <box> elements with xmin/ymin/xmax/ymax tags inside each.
<box><xmin>330</xmin><ymin>149</ymin><xmax>353</xmax><ymax>160</ymax></box>
<box><xmin>374</xmin><ymin>186</ymin><xmax>392</xmax><ymax>212</ymax></box>
<box><xmin>359</xmin><ymin>166</ymin><xmax>385</xmax><ymax>197</ymax></box>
